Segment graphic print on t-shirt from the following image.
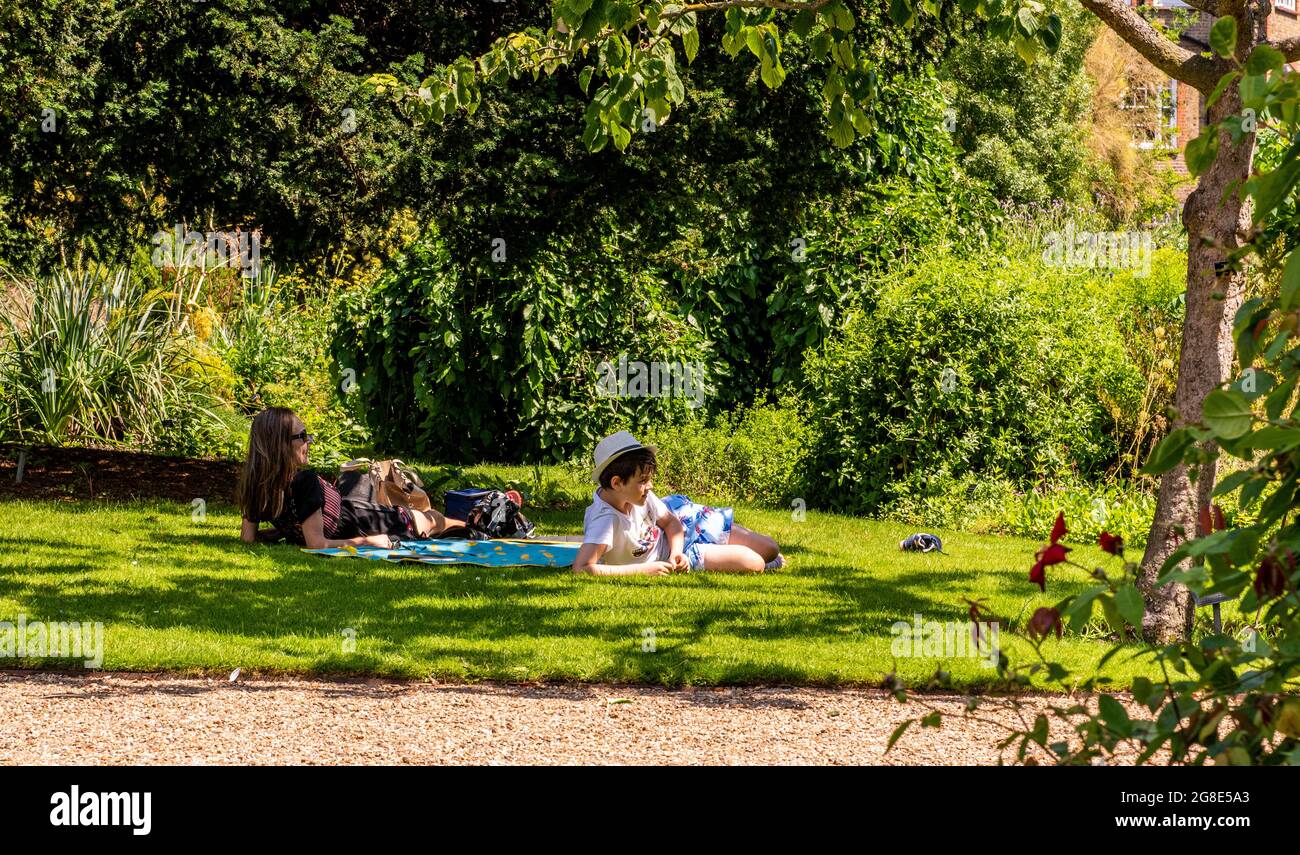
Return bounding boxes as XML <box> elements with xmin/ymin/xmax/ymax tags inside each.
<box><xmin>631</xmin><ymin>510</ymin><xmax>661</xmax><ymax>558</ymax></box>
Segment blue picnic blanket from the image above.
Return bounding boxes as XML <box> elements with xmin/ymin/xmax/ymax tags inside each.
<box><xmin>303</xmin><ymin>538</ymin><xmax>579</xmax><ymax>568</ymax></box>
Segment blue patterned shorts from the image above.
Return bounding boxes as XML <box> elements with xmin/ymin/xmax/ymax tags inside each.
<box><xmin>662</xmin><ymin>494</ymin><xmax>734</xmax><ymax>571</ymax></box>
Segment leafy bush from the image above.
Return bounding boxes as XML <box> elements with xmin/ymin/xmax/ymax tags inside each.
<box><xmin>334</xmin><ymin>223</ymin><xmax>712</xmax><ymax>464</ymax></box>
<box><xmin>206</xmin><ymin>266</ymin><xmax>367</xmax><ymax>464</ymax></box>
<box><xmin>0</xmin><ymin>266</ymin><xmax>213</xmax><ymax>446</ymax></box>
<box><xmin>998</xmin><ymin>211</ymin><xmax>1188</xmax><ymax>478</ymax></box>
<box><xmin>642</xmin><ymin>397</ymin><xmax>813</xmax><ymax>508</ymax></box>
<box><xmin>802</xmin><ymin>248</ymin><xmax>1148</xmax><ymax>516</ymax></box>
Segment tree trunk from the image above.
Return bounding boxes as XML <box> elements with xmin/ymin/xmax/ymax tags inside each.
<box><xmin>1138</xmin><ymin>86</ymin><xmax>1254</xmax><ymax>643</ymax></box>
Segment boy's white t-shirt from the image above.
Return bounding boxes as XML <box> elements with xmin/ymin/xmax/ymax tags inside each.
<box><xmin>582</xmin><ymin>489</ymin><xmax>671</xmax><ymax>565</ymax></box>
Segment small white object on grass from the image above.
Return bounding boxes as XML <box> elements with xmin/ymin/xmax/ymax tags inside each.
<box><xmin>229</xmin><ymin>668</ymin><xmax>241</xmax><ymax>683</ymax></box>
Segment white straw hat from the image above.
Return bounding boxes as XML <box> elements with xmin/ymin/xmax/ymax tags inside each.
<box><xmin>592</xmin><ymin>431</ymin><xmax>656</xmax><ymax>485</ymax></box>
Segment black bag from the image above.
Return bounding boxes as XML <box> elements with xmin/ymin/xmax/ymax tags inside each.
<box><xmin>463</xmin><ymin>491</ymin><xmax>536</xmax><ymax>540</ymax></box>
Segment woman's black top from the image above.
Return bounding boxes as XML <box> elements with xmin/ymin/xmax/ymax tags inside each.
<box><xmin>259</xmin><ymin>469</ymin><xmax>410</xmax><ymax>545</ymax></box>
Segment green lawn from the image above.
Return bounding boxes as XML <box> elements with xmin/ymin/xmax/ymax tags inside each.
<box><xmin>0</xmin><ymin>468</ymin><xmax>1199</xmax><ymax>688</ymax></box>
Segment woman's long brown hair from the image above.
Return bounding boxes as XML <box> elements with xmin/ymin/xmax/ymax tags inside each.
<box><xmin>236</xmin><ymin>407</ymin><xmax>299</xmax><ymax>522</ymax></box>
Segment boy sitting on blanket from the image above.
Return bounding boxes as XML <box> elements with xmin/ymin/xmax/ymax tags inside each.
<box><xmin>573</xmin><ymin>431</ymin><xmax>785</xmax><ymax>576</ymax></box>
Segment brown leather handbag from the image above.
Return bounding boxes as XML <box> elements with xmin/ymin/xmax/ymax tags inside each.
<box><xmin>336</xmin><ymin>459</ymin><xmax>432</xmax><ymax>512</ymax></box>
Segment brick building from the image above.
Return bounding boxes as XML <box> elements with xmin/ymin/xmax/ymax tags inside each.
<box><xmin>1137</xmin><ymin>0</ymin><xmax>1300</xmax><ymax>171</ymax></box>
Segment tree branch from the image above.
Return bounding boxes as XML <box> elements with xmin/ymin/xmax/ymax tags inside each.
<box><xmin>680</xmin><ymin>0</ymin><xmax>832</xmax><ymax>10</ymax></box>
<box><xmin>1079</xmin><ymin>0</ymin><xmax>1224</xmax><ymax>91</ymax></box>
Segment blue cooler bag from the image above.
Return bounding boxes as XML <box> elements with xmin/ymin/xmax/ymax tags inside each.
<box><xmin>444</xmin><ymin>488</ymin><xmax>494</xmax><ymax>521</ymax></box>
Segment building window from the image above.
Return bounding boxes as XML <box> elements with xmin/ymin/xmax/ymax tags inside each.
<box><xmin>1123</xmin><ymin>79</ymin><xmax>1179</xmax><ymax>150</ymax></box>
<box><xmin>1150</xmin><ymin>0</ymin><xmax>1191</xmax><ymax>7</ymax></box>
<box><xmin>1277</xmin><ymin>0</ymin><xmax>1297</xmax><ymax>12</ymax></box>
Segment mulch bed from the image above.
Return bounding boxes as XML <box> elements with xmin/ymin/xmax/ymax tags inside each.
<box><xmin>0</xmin><ymin>445</ymin><xmax>239</xmax><ymax>503</ymax></box>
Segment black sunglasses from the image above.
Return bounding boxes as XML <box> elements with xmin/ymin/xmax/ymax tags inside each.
<box><xmin>290</xmin><ymin>431</ymin><xmax>315</xmax><ymax>444</ymax></box>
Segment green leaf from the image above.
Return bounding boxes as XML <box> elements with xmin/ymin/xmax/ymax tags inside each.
<box><xmin>1064</xmin><ymin>585</ymin><xmax>1108</xmax><ymax>634</ymax></box>
<box><xmin>886</xmin><ymin>719</ymin><xmax>912</xmax><ymax>751</ymax></box>
<box><xmin>1238</xmin><ymin>425</ymin><xmax>1300</xmax><ymax>451</ymax></box>
<box><xmin>582</xmin><ymin>118</ymin><xmax>609</xmax><ymax>152</ymax></box>
<box><xmin>1245</xmin><ymin>44</ymin><xmax>1285</xmax><ymax>75</ymax></box>
<box><xmin>1016</xmin><ymin>7</ymin><xmax>1037</xmax><ymax>38</ymax></box>
<box><xmin>1202</xmin><ymin>388</ymin><xmax>1254</xmax><ymax>439</ymax></box>
<box><xmin>1239</xmin><ymin>71</ymin><xmax>1271</xmax><ymax>110</ymax></box>
<box><xmin>1141</xmin><ymin>429</ymin><xmax>1195</xmax><ymax>476</ymax></box>
<box><xmin>889</xmin><ymin>0</ymin><xmax>914</xmax><ymax>28</ymax></box>
<box><xmin>1281</xmin><ymin>250</ymin><xmax>1300</xmax><ymax>311</ymax></box>
<box><xmin>578</xmin><ymin>65</ymin><xmax>594</xmax><ymax>95</ymax></box>
<box><xmin>1266</xmin><ymin>373</ymin><xmax>1298</xmax><ymax>421</ymax></box>
<box><xmin>1239</xmin><ymin>475</ymin><xmax>1268</xmax><ymax>509</ymax></box>
<box><xmin>1116</xmin><ymin>584</ymin><xmax>1144</xmax><ymax>630</ymax></box>
<box><xmin>1098</xmin><ymin>694</ymin><xmax>1132</xmax><ymax>737</ymax></box>
<box><xmin>1101</xmin><ymin>595</ymin><xmax>1126</xmax><ymax>635</ymax></box>
<box><xmin>1041</xmin><ymin>15</ymin><xmax>1062</xmax><ymax>53</ymax></box>
<box><xmin>1013</xmin><ymin>34</ymin><xmax>1041</xmax><ymax>65</ymax></box>
<box><xmin>1206</xmin><ymin>70</ymin><xmax>1241</xmax><ymax>109</ymax></box>
<box><xmin>792</xmin><ymin>8</ymin><xmax>816</xmax><ymax>37</ymax></box>
<box><xmin>1210</xmin><ymin>16</ymin><xmax>1237</xmax><ymax>59</ymax></box>
<box><xmin>1184</xmin><ymin>131</ymin><xmax>1220</xmax><ymax>177</ymax></box>
<box><xmin>609</xmin><ymin>121</ymin><xmax>631</xmax><ymax>151</ymax></box>
<box><xmin>1251</xmin><ymin>155</ymin><xmax>1300</xmax><ymax>225</ymax></box>
<box><xmin>833</xmin><ymin>2</ymin><xmax>855</xmax><ymax>30</ymax></box>
<box><xmin>681</xmin><ymin>26</ymin><xmax>699</xmax><ymax>63</ymax></box>
<box><xmin>1227</xmin><ymin>527</ymin><xmax>1261</xmax><ymax>565</ymax></box>
<box><xmin>760</xmin><ymin>56</ymin><xmax>787</xmax><ymax>89</ymax></box>
<box><xmin>810</xmin><ymin>30</ymin><xmax>832</xmax><ymax>59</ymax></box>
<box><xmin>828</xmin><ymin>101</ymin><xmax>855</xmax><ymax>148</ymax></box>
<box><xmin>1212</xmin><ymin>469</ymin><xmax>1255</xmax><ymax>497</ymax></box>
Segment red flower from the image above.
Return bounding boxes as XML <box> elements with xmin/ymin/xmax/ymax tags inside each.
<box><xmin>1098</xmin><ymin>531</ymin><xmax>1124</xmax><ymax>557</ymax></box>
<box><xmin>1029</xmin><ymin>543</ymin><xmax>1070</xmax><ymax>591</ymax></box>
<box><xmin>1036</xmin><ymin>543</ymin><xmax>1070</xmax><ymax>566</ymax></box>
<box><xmin>1027</xmin><ymin>607</ymin><xmax>1063</xmax><ymax>641</ymax></box>
<box><xmin>1255</xmin><ymin>550</ymin><xmax>1295</xmax><ymax>601</ymax></box>
<box><xmin>1198</xmin><ymin>504</ymin><xmax>1227</xmax><ymax>536</ymax></box>
<box><xmin>1050</xmin><ymin>512</ymin><xmax>1067</xmax><ymax>545</ymax></box>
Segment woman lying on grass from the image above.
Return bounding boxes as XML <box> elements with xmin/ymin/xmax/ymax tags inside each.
<box><xmin>237</xmin><ymin>407</ymin><xmax>461</xmax><ymax>549</ymax></box>
<box><xmin>573</xmin><ymin>431</ymin><xmax>784</xmax><ymax>576</ymax></box>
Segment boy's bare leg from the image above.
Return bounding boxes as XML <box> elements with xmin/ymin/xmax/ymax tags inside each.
<box><xmin>728</xmin><ymin>524</ymin><xmax>779</xmax><ymax>562</ymax></box>
<box><xmin>696</xmin><ymin>544</ymin><xmax>765</xmax><ymax>572</ymax></box>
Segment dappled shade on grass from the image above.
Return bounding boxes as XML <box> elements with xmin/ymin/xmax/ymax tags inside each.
<box><xmin>0</xmin><ymin>497</ymin><xmax>1173</xmax><ymax>688</ymax></box>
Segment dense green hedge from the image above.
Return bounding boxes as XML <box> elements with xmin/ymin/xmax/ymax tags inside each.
<box><xmin>802</xmin><ymin>250</ymin><xmax>1156</xmax><ymax>515</ymax></box>
<box><xmin>333</xmin><ymin>224</ymin><xmax>711</xmax><ymax>463</ymax></box>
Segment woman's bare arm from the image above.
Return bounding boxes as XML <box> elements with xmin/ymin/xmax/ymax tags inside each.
<box><xmin>300</xmin><ymin>510</ymin><xmax>391</xmax><ymax>550</ymax></box>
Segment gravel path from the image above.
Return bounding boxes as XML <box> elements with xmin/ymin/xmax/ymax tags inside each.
<box><xmin>1</xmin><ymin>671</ymin><xmax>1098</xmax><ymax>765</ymax></box>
